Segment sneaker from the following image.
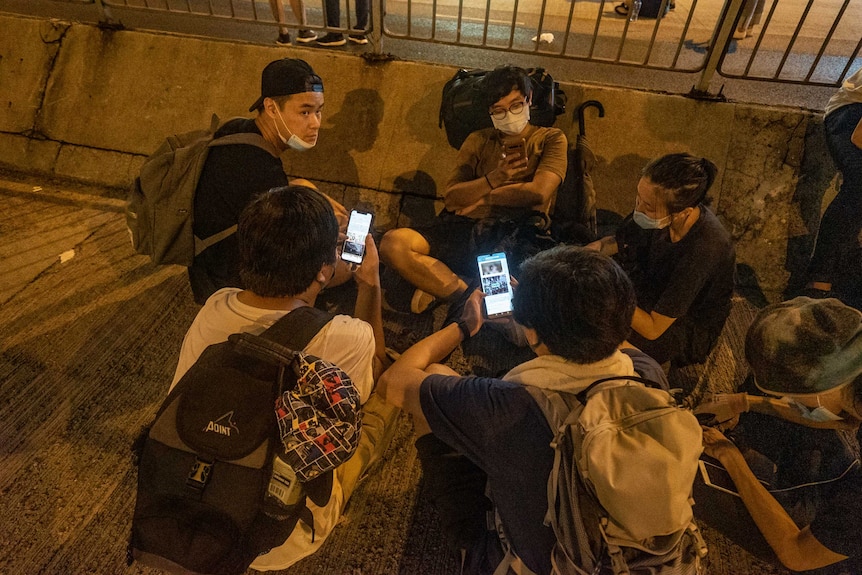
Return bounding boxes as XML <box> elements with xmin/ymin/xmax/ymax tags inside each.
<box><xmin>410</xmin><ymin>289</ymin><xmax>437</xmax><ymax>314</ymax></box>
<box><xmin>275</xmin><ymin>32</ymin><xmax>291</xmax><ymax>45</ymax></box>
<box><xmin>297</xmin><ymin>29</ymin><xmax>318</xmax><ymax>43</ymax></box>
<box><xmin>348</xmin><ymin>33</ymin><xmax>368</xmax><ymax>45</ymax></box>
<box><xmin>317</xmin><ymin>32</ymin><xmax>346</xmax><ymax>47</ymax></box>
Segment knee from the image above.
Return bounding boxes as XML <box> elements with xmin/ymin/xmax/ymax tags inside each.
<box><xmin>379</xmin><ymin>228</ymin><xmax>415</xmax><ymax>265</ymax></box>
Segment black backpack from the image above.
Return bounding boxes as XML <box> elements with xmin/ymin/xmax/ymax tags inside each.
<box><xmin>439</xmin><ymin>67</ymin><xmax>567</xmax><ymax>150</ymax></box>
<box><xmin>128</xmin><ymin>306</ymin><xmax>359</xmax><ymax>575</ymax></box>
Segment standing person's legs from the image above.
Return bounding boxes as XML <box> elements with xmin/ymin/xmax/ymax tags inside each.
<box><xmin>268</xmin><ymin>0</ymin><xmax>291</xmax><ymax>44</ymax></box>
<box><xmin>807</xmin><ymin>103</ymin><xmax>862</xmax><ymax>294</ymax></box>
<box><xmin>317</xmin><ymin>0</ymin><xmax>347</xmax><ymax>45</ymax></box>
<box><xmin>347</xmin><ymin>0</ymin><xmax>370</xmax><ymax>43</ymax></box>
<box><xmin>268</xmin><ymin>0</ymin><xmax>317</xmax><ymax>43</ymax></box>
<box><xmin>734</xmin><ymin>0</ymin><xmax>758</xmax><ymax>38</ymax></box>
<box><xmin>288</xmin><ymin>0</ymin><xmax>318</xmax><ymax>42</ymax></box>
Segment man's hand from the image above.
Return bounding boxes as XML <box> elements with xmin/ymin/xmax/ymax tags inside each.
<box><xmin>701</xmin><ymin>426</ymin><xmax>740</xmax><ymax>461</ymax></box>
<box><xmin>487</xmin><ymin>151</ymin><xmax>529</xmax><ymax>187</ymax></box>
<box><xmin>353</xmin><ymin>234</ymin><xmax>380</xmax><ymax>288</ymax></box>
<box><xmin>694</xmin><ymin>393</ymin><xmax>750</xmax><ymax>430</ymax></box>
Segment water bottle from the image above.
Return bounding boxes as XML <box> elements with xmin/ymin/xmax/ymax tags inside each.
<box><xmin>629</xmin><ymin>0</ymin><xmax>641</xmax><ymax>22</ymax></box>
<box><xmin>266</xmin><ymin>456</ymin><xmax>304</xmax><ymax>511</ymax></box>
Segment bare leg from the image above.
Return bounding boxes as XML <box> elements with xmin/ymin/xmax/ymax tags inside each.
<box><xmin>268</xmin><ymin>0</ymin><xmax>290</xmax><ymax>35</ymax></box>
<box><xmin>287</xmin><ymin>0</ymin><xmax>307</xmax><ymax>27</ymax></box>
<box><xmin>734</xmin><ymin>0</ymin><xmax>756</xmax><ymax>38</ymax></box>
<box><xmin>379</xmin><ymin>228</ymin><xmax>468</xmax><ymax>300</ymax></box>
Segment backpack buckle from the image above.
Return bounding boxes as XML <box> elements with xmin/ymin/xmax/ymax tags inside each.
<box><xmin>186</xmin><ymin>458</ymin><xmax>213</xmax><ymax>490</ymax></box>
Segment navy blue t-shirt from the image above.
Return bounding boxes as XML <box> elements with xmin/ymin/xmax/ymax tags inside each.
<box><xmin>419</xmin><ymin>349</ymin><xmax>666</xmax><ymax>575</ymax></box>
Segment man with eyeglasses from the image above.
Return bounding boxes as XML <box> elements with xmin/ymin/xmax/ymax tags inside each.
<box><xmin>380</xmin><ymin>65</ymin><xmax>567</xmax><ymax>314</ymax></box>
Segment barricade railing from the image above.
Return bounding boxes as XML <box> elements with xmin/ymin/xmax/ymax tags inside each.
<box><xmin>50</xmin><ymin>0</ymin><xmax>862</xmax><ymax>94</ymax></box>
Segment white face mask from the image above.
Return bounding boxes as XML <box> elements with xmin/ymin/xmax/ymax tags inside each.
<box><xmin>275</xmin><ymin>107</ymin><xmax>315</xmax><ymax>152</ymax></box>
<box><xmin>632</xmin><ymin>210</ymin><xmax>672</xmax><ymax>230</ymax></box>
<box><xmin>491</xmin><ymin>105</ymin><xmax>530</xmax><ymax>136</ymax></box>
<box><xmin>783</xmin><ymin>396</ymin><xmax>844</xmax><ymax>423</ymax></box>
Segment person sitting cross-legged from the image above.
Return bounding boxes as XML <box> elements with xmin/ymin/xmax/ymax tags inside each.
<box><xmin>379</xmin><ymin>246</ymin><xmax>667</xmax><ymax>574</ymax></box>
<box><xmin>693</xmin><ymin>296</ymin><xmax>862</xmax><ymax>574</ymax></box>
<box><xmin>171</xmin><ymin>185</ymin><xmax>399</xmax><ymax>571</ymax></box>
<box><xmin>379</xmin><ymin>65</ymin><xmax>567</xmax><ymax>314</ymax></box>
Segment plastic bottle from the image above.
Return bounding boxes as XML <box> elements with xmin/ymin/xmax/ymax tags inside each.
<box><xmin>266</xmin><ymin>456</ymin><xmax>304</xmax><ymax>509</ymax></box>
<box><xmin>629</xmin><ymin>0</ymin><xmax>641</xmax><ymax>22</ymax></box>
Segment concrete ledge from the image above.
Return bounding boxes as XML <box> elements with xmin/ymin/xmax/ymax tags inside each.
<box><xmin>0</xmin><ymin>11</ymin><xmax>837</xmax><ymax>302</ymax></box>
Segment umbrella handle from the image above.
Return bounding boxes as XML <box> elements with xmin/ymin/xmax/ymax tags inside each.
<box><xmin>576</xmin><ymin>100</ymin><xmax>605</xmax><ymax>136</ymax></box>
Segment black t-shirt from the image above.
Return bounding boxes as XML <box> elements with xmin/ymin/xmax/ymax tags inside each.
<box><xmin>189</xmin><ymin>118</ymin><xmax>287</xmax><ymax>303</ymax></box>
<box><xmin>615</xmin><ymin>205</ymin><xmax>736</xmax><ymax>348</ymax></box>
<box><xmin>419</xmin><ymin>349</ymin><xmax>666</xmax><ymax>575</ymax></box>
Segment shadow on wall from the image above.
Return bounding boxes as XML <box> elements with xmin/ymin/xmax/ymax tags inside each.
<box><xmin>390</xmin><ymin>77</ymin><xmax>452</xmax><ymax>227</ymax></box>
<box><xmin>293</xmin><ymin>88</ymin><xmax>385</xmax><ymax>192</ymax></box>
<box><xmin>594</xmin><ymin>153</ymin><xmax>650</xmax><ymax>217</ymax></box>
<box><xmin>783</xmin><ymin>118</ymin><xmax>837</xmax><ymax>300</ymax></box>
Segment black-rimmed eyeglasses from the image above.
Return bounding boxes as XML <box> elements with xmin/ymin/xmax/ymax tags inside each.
<box><xmin>489</xmin><ymin>101</ymin><xmax>527</xmax><ymax>120</ymax></box>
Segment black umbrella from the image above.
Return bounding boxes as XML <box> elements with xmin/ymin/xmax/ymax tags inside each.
<box><xmin>551</xmin><ymin>100</ymin><xmax>605</xmax><ymax>244</ymax></box>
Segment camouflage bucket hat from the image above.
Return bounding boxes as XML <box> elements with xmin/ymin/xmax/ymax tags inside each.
<box><xmin>745</xmin><ymin>296</ymin><xmax>862</xmax><ymax>396</ymax></box>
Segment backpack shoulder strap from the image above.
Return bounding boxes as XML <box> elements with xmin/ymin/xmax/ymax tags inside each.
<box><xmin>261</xmin><ymin>306</ymin><xmax>334</xmax><ymax>352</ymax></box>
<box><xmin>210</xmin><ymin>131</ymin><xmax>281</xmax><ymax>158</ymax></box>
<box><xmin>574</xmin><ymin>374</ymin><xmax>664</xmax><ymax>404</ymax></box>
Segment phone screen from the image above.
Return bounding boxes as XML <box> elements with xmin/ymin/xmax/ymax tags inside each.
<box><xmin>477</xmin><ymin>252</ymin><xmax>513</xmax><ymax>317</ymax></box>
<box><xmin>341</xmin><ymin>210</ymin><xmax>373</xmax><ymax>264</ymax></box>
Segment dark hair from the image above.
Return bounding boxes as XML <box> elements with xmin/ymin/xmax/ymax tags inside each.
<box><xmin>513</xmin><ymin>246</ymin><xmax>636</xmax><ymax>363</ymax></box>
<box><xmin>483</xmin><ymin>66</ymin><xmax>532</xmax><ymax>110</ymax></box>
<box><xmin>238</xmin><ymin>185</ymin><xmax>338</xmax><ymax>297</ymax></box>
<box><xmin>253</xmin><ymin>94</ymin><xmax>295</xmax><ymax>114</ymax></box>
<box><xmin>641</xmin><ymin>153</ymin><xmax>718</xmax><ymax>213</ymax></box>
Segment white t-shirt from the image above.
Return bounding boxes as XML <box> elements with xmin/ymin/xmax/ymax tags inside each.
<box><xmin>171</xmin><ymin>288</ymin><xmax>375</xmax><ymax>403</ymax></box>
<box><xmin>824</xmin><ymin>67</ymin><xmax>862</xmax><ymax>116</ymax></box>
<box><xmin>170</xmin><ymin>288</ymin><xmax>376</xmax><ymax>571</ymax></box>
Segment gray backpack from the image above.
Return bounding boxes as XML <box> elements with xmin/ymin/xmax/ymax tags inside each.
<box><xmin>125</xmin><ymin>114</ymin><xmax>279</xmax><ymax>266</ymax></box>
<box><xmin>520</xmin><ymin>376</ymin><xmax>708</xmax><ymax>575</ymax></box>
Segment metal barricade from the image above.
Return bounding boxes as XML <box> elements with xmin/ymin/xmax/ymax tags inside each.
<box><xmin>42</xmin><ymin>0</ymin><xmax>862</xmax><ymax>93</ymax></box>
<box><xmin>717</xmin><ymin>0</ymin><xmax>862</xmax><ymax>87</ymax></box>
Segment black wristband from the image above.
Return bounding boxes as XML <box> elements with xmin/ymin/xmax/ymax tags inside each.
<box><xmin>456</xmin><ymin>319</ymin><xmax>472</xmax><ymax>341</ymax></box>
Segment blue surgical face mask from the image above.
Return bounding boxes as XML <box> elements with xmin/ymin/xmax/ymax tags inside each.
<box><xmin>783</xmin><ymin>396</ymin><xmax>844</xmax><ymax>423</ymax></box>
<box><xmin>275</xmin><ymin>107</ymin><xmax>315</xmax><ymax>152</ymax></box>
<box><xmin>632</xmin><ymin>210</ymin><xmax>672</xmax><ymax>230</ymax></box>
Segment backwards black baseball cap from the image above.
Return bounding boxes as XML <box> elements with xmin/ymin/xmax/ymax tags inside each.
<box><xmin>248</xmin><ymin>58</ymin><xmax>324</xmax><ymax>112</ymax></box>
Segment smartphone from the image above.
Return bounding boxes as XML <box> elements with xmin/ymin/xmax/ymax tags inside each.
<box><xmin>477</xmin><ymin>252</ymin><xmax>514</xmax><ymax>318</ymax></box>
<box><xmin>504</xmin><ymin>139</ymin><xmax>527</xmax><ymax>161</ymax></box>
<box><xmin>341</xmin><ymin>210</ymin><xmax>373</xmax><ymax>264</ymax></box>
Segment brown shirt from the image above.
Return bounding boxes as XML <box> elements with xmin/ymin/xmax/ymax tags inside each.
<box><xmin>444</xmin><ymin>125</ymin><xmax>568</xmax><ymax>219</ymax></box>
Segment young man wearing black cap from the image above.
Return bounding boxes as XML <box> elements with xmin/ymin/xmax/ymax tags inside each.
<box><xmin>694</xmin><ymin>296</ymin><xmax>862</xmax><ymax>573</ymax></box>
<box><xmin>189</xmin><ymin>57</ymin><xmax>348</xmax><ymax>305</ymax></box>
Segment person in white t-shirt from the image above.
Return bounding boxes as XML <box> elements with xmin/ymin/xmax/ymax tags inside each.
<box><xmin>171</xmin><ymin>184</ymin><xmax>399</xmax><ymax>571</ymax></box>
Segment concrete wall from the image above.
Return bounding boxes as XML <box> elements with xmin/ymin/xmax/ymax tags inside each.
<box><xmin>0</xmin><ymin>12</ymin><xmax>838</xmax><ymax>303</ymax></box>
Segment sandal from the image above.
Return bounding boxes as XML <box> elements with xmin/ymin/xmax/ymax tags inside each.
<box><xmin>614</xmin><ymin>3</ymin><xmax>629</xmax><ymax>15</ymax></box>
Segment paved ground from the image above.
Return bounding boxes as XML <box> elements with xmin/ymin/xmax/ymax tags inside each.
<box><xmin>0</xmin><ymin>170</ymin><xmax>800</xmax><ymax>574</ymax></box>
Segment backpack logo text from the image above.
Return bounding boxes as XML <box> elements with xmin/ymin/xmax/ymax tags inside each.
<box><xmin>204</xmin><ymin>411</ymin><xmax>239</xmax><ymax>437</ymax></box>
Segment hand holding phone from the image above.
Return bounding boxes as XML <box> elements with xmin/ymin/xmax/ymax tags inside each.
<box><xmin>477</xmin><ymin>252</ymin><xmax>513</xmax><ymax>318</ymax></box>
<box><xmin>341</xmin><ymin>210</ymin><xmax>373</xmax><ymax>264</ymax></box>
<box><xmin>504</xmin><ymin>139</ymin><xmax>528</xmax><ymax>162</ymax></box>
